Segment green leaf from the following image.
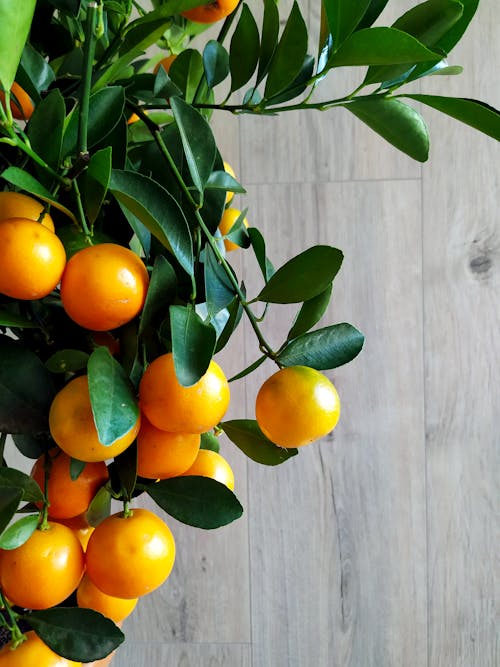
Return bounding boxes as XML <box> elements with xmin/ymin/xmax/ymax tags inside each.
<box><xmin>47</xmin><ymin>0</ymin><xmax>81</xmax><ymax>14</ymax></box>
<box><xmin>112</xmin><ymin>441</ymin><xmax>137</xmax><ymax>501</ymax></box>
<box><xmin>85</xmin><ymin>485</ymin><xmax>112</xmax><ymax>527</ymax></box>
<box><xmin>0</xmin><ymin>467</ymin><xmax>44</xmax><ymax>503</ymax></box>
<box><xmin>214</xmin><ymin>296</ymin><xmax>244</xmax><ymax>353</ymax></box>
<box><xmin>0</xmin><ymin>336</ymin><xmax>55</xmax><ymax>435</ymax></box>
<box><xmin>170</xmin><ymin>95</ymin><xmax>216</xmax><ymax>195</ymax></box>
<box><xmin>221</xmin><ymin>419</ymin><xmax>298</xmax><ymax>465</ymax></box>
<box><xmin>28</xmin><ymin>608</ymin><xmax>124</xmax><ymax>662</ymax></box>
<box><xmin>264</xmin><ymin>1</ymin><xmax>308</xmax><ymax>99</ymax></box>
<box><xmin>109</xmin><ymin>169</ymin><xmax>194</xmax><ymax>275</ymax></box>
<box><xmin>328</xmin><ymin>27</ymin><xmax>439</xmax><ymax>70</ymax></box>
<box><xmin>230</xmin><ymin>3</ymin><xmax>260</xmax><ymax>92</ymax></box>
<box><xmin>168</xmin><ymin>48</ymin><xmax>204</xmax><ymax>103</ymax></box>
<box><xmin>206</xmin><ymin>170</ymin><xmax>246</xmax><ymax>196</ymax></box>
<box><xmin>287</xmin><ymin>284</ymin><xmax>333</xmax><ymax>340</ymax></box>
<box><xmin>17</xmin><ymin>43</ymin><xmax>55</xmax><ymax>103</ymax></box>
<box><xmin>203</xmin><ymin>40</ymin><xmax>230</xmax><ymax>88</ymax></box>
<box><xmin>345</xmin><ymin>97</ymin><xmax>429</xmax><ymax>162</ymax></box>
<box><xmin>248</xmin><ymin>227</ymin><xmax>275</xmax><ymax>281</ymax></box>
<box><xmin>45</xmin><ymin>350</ymin><xmax>89</xmax><ymax>374</ymax></box>
<box><xmin>0</xmin><ymin>308</ymin><xmax>38</xmax><ymax>329</ymax></box>
<box><xmin>81</xmin><ymin>147</ymin><xmax>112</xmax><ymax>225</ymax></box>
<box><xmin>27</xmin><ymin>89</ymin><xmax>65</xmax><ymax>173</ymax></box>
<box><xmin>278</xmin><ymin>322</ymin><xmax>365</xmax><ymax>369</ymax></box>
<box><xmin>170</xmin><ymin>304</ymin><xmax>217</xmax><ymax>387</ymax></box>
<box><xmin>228</xmin><ymin>354</ymin><xmax>267</xmax><ymax>382</ymax></box>
<box><xmin>266</xmin><ymin>54</ymin><xmax>315</xmax><ymax>106</ymax></box>
<box><xmin>257</xmin><ymin>0</ymin><xmax>280</xmax><ymax>84</ymax></box>
<box><xmin>153</xmin><ymin>66</ymin><xmax>182</xmax><ymax>99</ymax></box>
<box><xmin>0</xmin><ymin>487</ymin><xmax>23</xmax><ymax>534</ymax></box>
<box><xmin>358</xmin><ymin>0</ymin><xmax>390</xmax><ymax>29</ymax></box>
<box><xmin>139</xmin><ymin>255</ymin><xmax>177</xmax><ymax>335</ymax></box>
<box><xmin>12</xmin><ymin>433</ymin><xmax>48</xmax><ymax>459</ymax></box>
<box><xmin>403</xmin><ymin>94</ymin><xmax>500</xmax><ymax>142</ymax></box>
<box><xmin>0</xmin><ymin>513</ymin><xmax>39</xmax><ymax>550</ymax></box>
<box><xmin>256</xmin><ymin>245</ymin><xmax>343</xmax><ymax>304</ymax></box>
<box><xmin>224</xmin><ymin>208</ymin><xmax>250</xmax><ymax>249</ymax></box>
<box><xmin>0</xmin><ymin>0</ymin><xmax>36</xmax><ymax>90</ymax></box>
<box><xmin>69</xmin><ymin>458</ymin><xmax>86</xmax><ymax>481</ymax></box>
<box><xmin>324</xmin><ymin>0</ymin><xmax>372</xmax><ymax>48</ymax></box>
<box><xmin>204</xmin><ymin>245</ymin><xmax>237</xmax><ymax>317</ymax></box>
<box><xmin>200</xmin><ymin>431</ymin><xmax>220</xmax><ymax>452</ymax></box>
<box><xmin>147</xmin><ymin>476</ymin><xmax>243</xmax><ymax>529</ymax></box>
<box><xmin>435</xmin><ymin>0</ymin><xmax>478</xmax><ymax>54</ymax></box>
<box><xmin>87</xmin><ymin>346</ymin><xmax>140</xmax><ymax>447</ymax></box>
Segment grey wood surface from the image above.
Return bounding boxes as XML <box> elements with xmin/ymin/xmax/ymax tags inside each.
<box><xmin>5</xmin><ymin>1</ymin><xmax>491</xmax><ymax>665</ymax></box>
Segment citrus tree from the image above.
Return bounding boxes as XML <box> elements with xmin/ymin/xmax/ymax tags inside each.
<box><xmin>0</xmin><ymin>0</ymin><xmax>498</xmax><ymax>663</ymax></box>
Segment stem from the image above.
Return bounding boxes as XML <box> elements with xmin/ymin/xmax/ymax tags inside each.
<box><xmin>72</xmin><ymin>178</ymin><xmax>92</xmax><ymax>237</ymax></box>
<box><xmin>78</xmin><ymin>1</ymin><xmax>99</xmax><ymax>156</ymax></box>
<box><xmin>0</xmin><ymin>592</ymin><xmax>25</xmax><ymax>648</ymax></box>
<box><xmin>123</xmin><ymin>500</ymin><xmax>133</xmax><ymax>518</ymax></box>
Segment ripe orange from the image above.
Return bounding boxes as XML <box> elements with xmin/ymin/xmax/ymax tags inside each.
<box><xmin>223</xmin><ymin>161</ymin><xmax>236</xmax><ymax>205</ymax></box>
<box><xmin>31</xmin><ymin>449</ymin><xmax>109</xmax><ymax>520</ymax></box>
<box><xmin>57</xmin><ymin>514</ymin><xmax>94</xmax><ymax>551</ymax></box>
<box><xmin>0</xmin><ymin>522</ymin><xmax>84</xmax><ymax>610</ymax></box>
<box><xmin>139</xmin><ymin>352</ymin><xmax>230</xmax><ymax>433</ymax></box>
<box><xmin>0</xmin><ymin>82</ymin><xmax>34</xmax><ymax>120</ymax></box>
<box><xmin>0</xmin><ymin>631</ymin><xmax>81</xmax><ymax>666</ymax></box>
<box><xmin>60</xmin><ymin>243</ymin><xmax>149</xmax><ymax>331</ymax></box>
<box><xmin>180</xmin><ymin>448</ymin><xmax>235</xmax><ymax>490</ymax></box>
<box><xmin>137</xmin><ymin>416</ymin><xmax>200</xmax><ymax>479</ymax></box>
<box><xmin>77</xmin><ymin>574</ymin><xmax>138</xmax><ymax>623</ymax></box>
<box><xmin>85</xmin><ymin>508</ymin><xmax>175</xmax><ymax>599</ymax></box>
<box><xmin>153</xmin><ymin>54</ymin><xmax>177</xmax><ymax>74</ymax></box>
<box><xmin>218</xmin><ymin>207</ymin><xmax>249</xmax><ymax>252</ymax></box>
<box><xmin>0</xmin><ymin>218</ymin><xmax>66</xmax><ymax>300</ymax></box>
<box><xmin>182</xmin><ymin>0</ymin><xmax>239</xmax><ymax>24</ymax></box>
<box><xmin>255</xmin><ymin>366</ymin><xmax>341</xmax><ymax>447</ymax></box>
<box><xmin>0</xmin><ymin>191</ymin><xmax>54</xmax><ymax>230</ymax></box>
<box><xmin>49</xmin><ymin>375</ymin><xmax>141</xmax><ymax>463</ymax></box>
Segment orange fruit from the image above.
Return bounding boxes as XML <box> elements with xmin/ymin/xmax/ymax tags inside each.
<box><xmin>49</xmin><ymin>375</ymin><xmax>141</xmax><ymax>463</ymax></box>
<box><xmin>0</xmin><ymin>82</ymin><xmax>34</xmax><ymax>121</ymax></box>
<box><xmin>180</xmin><ymin>448</ymin><xmax>234</xmax><ymax>490</ymax></box>
<box><xmin>218</xmin><ymin>207</ymin><xmax>249</xmax><ymax>252</ymax></box>
<box><xmin>137</xmin><ymin>416</ymin><xmax>200</xmax><ymax>479</ymax></box>
<box><xmin>223</xmin><ymin>161</ymin><xmax>236</xmax><ymax>205</ymax></box>
<box><xmin>0</xmin><ymin>191</ymin><xmax>54</xmax><ymax>230</ymax></box>
<box><xmin>0</xmin><ymin>522</ymin><xmax>84</xmax><ymax>610</ymax></box>
<box><xmin>31</xmin><ymin>449</ymin><xmax>109</xmax><ymax>520</ymax></box>
<box><xmin>85</xmin><ymin>508</ymin><xmax>175</xmax><ymax>599</ymax></box>
<box><xmin>57</xmin><ymin>514</ymin><xmax>94</xmax><ymax>551</ymax></box>
<box><xmin>153</xmin><ymin>54</ymin><xmax>177</xmax><ymax>74</ymax></box>
<box><xmin>139</xmin><ymin>352</ymin><xmax>230</xmax><ymax>433</ymax></box>
<box><xmin>77</xmin><ymin>574</ymin><xmax>138</xmax><ymax>623</ymax></box>
<box><xmin>127</xmin><ymin>112</ymin><xmax>140</xmax><ymax>125</ymax></box>
<box><xmin>255</xmin><ymin>366</ymin><xmax>341</xmax><ymax>447</ymax></box>
<box><xmin>0</xmin><ymin>218</ymin><xmax>66</xmax><ymax>300</ymax></box>
<box><xmin>60</xmin><ymin>243</ymin><xmax>149</xmax><ymax>331</ymax></box>
<box><xmin>0</xmin><ymin>630</ymin><xmax>81</xmax><ymax>666</ymax></box>
<box><xmin>182</xmin><ymin>0</ymin><xmax>239</xmax><ymax>24</ymax></box>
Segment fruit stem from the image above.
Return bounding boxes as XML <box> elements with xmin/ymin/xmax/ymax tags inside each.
<box><xmin>72</xmin><ymin>178</ymin><xmax>92</xmax><ymax>238</ymax></box>
<box><xmin>39</xmin><ymin>450</ymin><xmax>52</xmax><ymax>531</ymax></box>
<box><xmin>78</xmin><ymin>1</ymin><xmax>99</xmax><ymax>157</ymax></box>
<box><xmin>123</xmin><ymin>500</ymin><xmax>133</xmax><ymax>518</ymax></box>
<box><xmin>0</xmin><ymin>592</ymin><xmax>26</xmax><ymax>648</ymax></box>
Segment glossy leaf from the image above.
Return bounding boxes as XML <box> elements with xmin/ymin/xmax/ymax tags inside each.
<box><xmin>147</xmin><ymin>476</ymin><xmax>243</xmax><ymax>529</ymax></box>
<box><xmin>278</xmin><ymin>323</ymin><xmax>365</xmax><ymax>369</ymax></box>
<box><xmin>171</xmin><ymin>95</ymin><xmax>216</xmax><ymax>194</ymax></box>
<box><xmin>168</xmin><ymin>48</ymin><xmax>204</xmax><ymax>103</ymax></box>
<box><xmin>139</xmin><ymin>256</ymin><xmax>177</xmax><ymax>335</ymax></box>
<box><xmin>0</xmin><ymin>513</ymin><xmax>39</xmax><ymax>550</ymax></box>
<box><xmin>203</xmin><ymin>40</ymin><xmax>230</xmax><ymax>88</ymax></box>
<box><xmin>28</xmin><ymin>608</ymin><xmax>124</xmax><ymax>662</ymax></box>
<box><xmin>81</xmin><ymin>147</ymin><xmax>112</xmax><ymax>225</ymax></box>
<box><xmin>222</xmin><ymin>419</ymin><xmax>298</xmax><ymax>465</ymax></box>
<box><xmin>435</xmin><ymin>0</ymin><xmax>478</xmax><ymax>54</ymax></box>
<box><xmin>266</xmin><ymin>55</ymin><xmax>315</xmax><ymax>106</ymax></box>
<box><xmin>404</xmin><ymin>94</ymin><xmax>500</xmax><ymax>142</ymax></box>
<box><xmin>12</xmin><ymin>433</ymin><xmax>48</xmax><ymax>459</ymax></box>
<box><xmin>69</xmin><ymin>458</ymin><xmax>86</xmax><ymax>481</ymax></box>
<box><xmin>0</xmin><ymin>487</ymin><xmax>23</xmax><ymax>535</ymax></box>
<box><xmin>88</xmin><ymin>346</ymin><xmax>140</xmax><ymax>446</ymax></box>
<box><xmin>17</xmin><ymin>43</ymin><xmax>55</xmax><ymax>104</ymax></box>
<box><xmin>287</xmin><ymin>284</ymin><xmax>333</xmax><ymax>340</ymax></box>
<box><xmin>230</xmin><ymin>4</ymin><xmax>260</xmax><ymax>92</ymax></box>
<box><xmin>0</xmin><ymin>0</ymin><xmax>36</xmax><ymax>90</ymax></box>
<box><xmin>153</xmin><ymin>66</ymin><xmax>182</xmax><ymax>98</ymax></box>
<box><xmin>204</xmin><ymin>246</ymin><xmax>237</xmax><ymax>317</ymax></box>
<box><xmin>214</xmin><ymin>296</ymin><xmax>244</xmax><ymax>353</ymax></box>
<box><xmin>200</xmin><ymin>431</ymin><xmax>220</xmax><ymax>452</ymax></box>
<box><xmin>112</xmin><ymin>441</ymin><xmax>137</xmax><ymax>501</ymax></box>
<box><xmin>256</xmin><ymin>246</ymin><xmax>343</xmax><ymax>304</ymax></box>
<box><xmin>264</xmin><ymin>1</ymin><xmax>308</xmax><ymax>99</ymax></box>
<box><xmin>248</xmin><ymin>227</ymin><xmax>275</xmax><ymax>281</ymax></box>
<box><xmin>324</xmin><ymin>0</ymin><xmax>372</xmax><ymax>48</ymax></box>
<box><xmin>45</xmin><ymin>350</ymin><xmax>90</xmax><ymax>374</ymax></box>
<box><xmin>257</xmin><ymin>0</ymin><xmax>279</xmax><ymax>84</ymax></box>
<box><xmin>27</xmin><ymin>89</ymin><xmax>65</xmax><ymax>172</ymax></box>
<box><xmin>346</xmin><ymin>97</ymin><xmax>429</xmax><ymax>162</ymax></box>
<box><xmin>85</xmin><ymin>485</ymin><xmax>112</xmax><ymax>527</ymax></box>
<box><xmin>0</xmin><ymin>308</ymin><xmax>38</xmax><ymax>329</ymax></box>
<box><xmin>0</xmin><ymin>466</ymin><xmax>44</xmax><ymax>503</ymax></box>
<box><xmin>206</xmin><ymin>169</ymin><xmax>246</xmax><ymax>196</ymax></box>
<box><xmin>358</xmin><ymin>0</ymin><xmax>390</xmax><ymax>29</ymax></box>
<box><xmin>109</xmin><ymin>169</ymin><xmax>194</xmax><ymax>275</ymax></box>
<box><xmin>170</xmin><ymin>304</ymin><xmax>217</xmax><ymax>386</ymax></box>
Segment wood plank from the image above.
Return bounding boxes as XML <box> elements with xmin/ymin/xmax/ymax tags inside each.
<box><xmin>117</xmin><ymin>642</ymin><xmax>251</xmax><ymax>666</ymax></box>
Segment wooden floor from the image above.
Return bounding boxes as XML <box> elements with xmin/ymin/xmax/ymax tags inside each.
<box><xmin>118</xmin><ymin>2</ymin><xmax>498</xmax><ymax>665</ymax></box>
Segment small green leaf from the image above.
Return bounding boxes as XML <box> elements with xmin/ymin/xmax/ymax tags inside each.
<box><xmin>257</xmin><ymin>0</ymin><xmax>279</xmax><ymax>84</ymax></box>
<box><xmin>88</xmin><ymin>347</ymin><xmax>140</xmax><ymax>447</ymax></box>
<box><xmin>0</xmin><ymin>0</ymin><xmax>36</xmax><ymax>90</ymax></box>
<box><xmin>221</xmin><ymin>419</ymin><xmax>298</xmax><ymax>465</ymax></box>
<box><xmin>147</xmin><ymin>476</ymin><xmax>243</xmax><ymax>529</ymax></box>
<box><xmin>200</xmin><ymin>431</ymin><xmax>220</xmax><ymax>452</ymax></box>
<box><xmin>112</xmin><ymin>441</ymin><xmax>137</xmax><ymax>501</ymax></box>
<box><xmin>168</xmin><ymin>48</ymin><xmax>204</xmax><ymax>103</ymax></box>
<box><xmin>204</xmin><ymin>246</ymin><xmax>237</xmax><ymax>317</ymax></box>
<box><xmin>81</xmin><ymin>147</ymin><xmax>112</xmax><ymax>225</ymax></box>
<box><xmin>278</xmin><ymin>323</ymin><xmax>365</xmax><ymax>369</ymax></box>
<box><xmin>27</xmin><ymin>89</ymin><xmax>65</xmax><ymax>173</ymax></box>
<box><xmin>0</xmin><ymin>487</ymin><xmax>23</xmax><ymax>535</ymax></box>
<box><xmin>28</xmin><ymin>608</ymin><xmax>124</xmax><ymax>662</ymax></box>
<box><xmin>214</xmin><ymin>296</ymin><xmax>244</xmax><ymax>353</ymax></box>
<box><xmin>139</xmin><ymin>255</ymin><xmax>177</xmax><ymax>335</ymax></box>
<box><xmin>0</xmin><ymin>308</ymin><xmax>38</xmax><ymax>329</ymax></box>
<box><xmin>0</xmin><ymin>467</ymin><xmax>44</xmax><ymax>503</ymax></box>
<box><xmin>0</xmin><ymin>513</ymin><xmax>39</xmax><ymax>550</ymax></box>
<box><xmin>324</xmin><ymin>0</ymin><xmax>372</xmax><ymax>49</ymax></box>
<box><xmin>266</xmin><ymin>54</ymin><xmax>315</xmax><ymax>106</ymax></box>
<box><xmin>69</xmin><ymin>458</ymin><xmax>86</xmax><ymax>481</ymax></box>
<box><xmin>153</xmin><ymin>66</ymin><xmax>182</xmax><ymax>98</ymax></box>
<box><xmin>230</xmin><ymin>3</ymin><xmax>260</xmax><ymax>92</ymax></box>
<box><xmin>287</xmin><ymin>284</ymin><xmax>333</xmax><ymax>340</ymax></box>
<box><xmin>256</xmin><ymin>245</ymin><xmax>343</xmax><ymax>304</ymax></box>
<box><xmin>203</xmin><ymin>40</ymin><xmax>230</xmax><ymax>88</ymax></box>
<box><xmin>206</xmin><ymin>169</ymin><xmax>246</xmax><ymax>195</ymax></box>
<box><xmin>170</xmin><ymin>305</ymin><xmax>217</xmax><ymax>387</ymax></box>
<box><xmin>45</xmin><ymin>350</ymin><xmax>90</xmax><ymax>374</ymax></box>
<box><xmin>228</xmin><ymin>354</ymin><xmax>267</xmax><ymax>382</ymax></box>
<box><xmin>345</xmin><ymin>97</ymin><xmax>429</xmax><ymax>162</ymax></box>
<box><xmin>17</xmin><ymin>43</ymin><xmax>56</xmax><ymax>103</ymax></box>
<box><xmin>85</xmin><ymin>485</ymin><xmax>111</xmax><ymax>527</ymax></box>
<box><xmin>248</xmin><ymin>227</ymin><xmax>275</xmax><ymax>281</ymax></box>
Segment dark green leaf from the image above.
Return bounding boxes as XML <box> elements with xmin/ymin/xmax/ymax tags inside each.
<box><xmin>0</xmin><ymin>0</ymin><xmax>36</xmax><ymax>90</ymax></box>
<box><xmin>116</xmin><ymin>204</ymin><xmax>151</xmax><ymax>256</ymax></box>
<box><xmin>85</xmin><ymin>485</ymin><xmax>112</xmax><ymax>527</ymax></box>
<box><xmin>345</xmin><ymin>97</ymin><xmax>429</xmax><ymax>162</ymax></box>
<box><xmin>248</xmin><ymin>227</ymin><xmax>275</xmax><ymax>281</ymax></box>
<box><xmin>0</xmin><ymin>487</ymin><xmax>23</xmax><ymax>535</ymax></box>
<box><xmin>17</xmin><ymin>43</ymin><xmax>55</xmax><ymax>103</ymax></box>
<box><xmin>170</xmin><ymin>305</ymin><xmax>217</xmax><ymax>387</ymax></box>
<box><xmin>206</xmin><ymin>170</ymin><xmax>246</xmax><ymax>195</ymax></box>
<box><xmin>358</xmin><ymin>0</ymin><xmax>390</xmax><ymax>29</ymax></box>
<box><xmin>214</xmin><ymin>296</ymin><xmax>244</xmax><ymax>353</ymax></box>
<box><xmin>287</xmin><ymin>284</ymin><xmax>333</xmax><ymax>340</ymax></box>
<box><xmin>264</xmin><ymin>1</ymin><xmax>308</xmax><ymax>99</ymax></box>
<box><xmin>256</xmin><ymin>245</ymin><xmax>343</xmax><ymax>304</ymax></box>
<box><xmin>45</xmin><ymin>350</ymin><xmax>89</xmax><ymax>374</ymax></box>
<box><xmin>224</xmin><ymin>208</ymin><xmax>250</xmax><ymax>249</ymax></box>
<box><xmin>0</xmin><ymin>513</ymin><xmax>39</xmax><ymax>550</ymax></box>
<box><xmin>27</xmin><ymin>89</ymin><xmax>65</xmax><ymax>174</ymax></box>
<box><xmin>278</xmin><ymin>323</ymin><xmax>365</xmax><ymax>369</ymax></box>
<box><xmin>47</xmin><ymin>0</ymin><xmax>80</xmax><ymax>14</ymax></box>
<box><xmin>200</xmin><ymin>431</ymin><xmax>220</xmax><ymax>452</ymax></box>
<box><xmin>139</xmin><ymin>255</ymin><xmax>177</xmax><ymax>335</ymax></box>
<box><xmin>153</xmin><ymin>66</ymin><xmax>182</xmax><ymax>98</ymax></box>
<box><xmin>88</xmin><ymin>346</ymin><xmax>140</xmax><ymax>447</ymax></box>
<box><xmin>324</xmin><ymin>0</ymin><xmax>372</xmax><ymax>48</ymax></box>
<box><xmin>112</xmin><ymin>441</ymin><xmax>137</xmax><ymax>501</ymax></box>
<box><xmin>147</xmin><ymin>476</ymin><xmax>243</xmax><ymax>529</ymax></box>
<box><xmin>109</xmin><ymin>169</ymin><xmax>194</xmax><ymax>275</ymax></box>
<box><xmin>435</xmin><ymin>0</ymin><xmax>478</xmax><ymax>54</ymax></box>
<box><xmin>204</xmin><ymin>246</ymin><xmax>237</xmax><ymax>317</ymax></box>
<box><xmin>0</xmin><ymin>336</ymin><xmax>55</xmax><ymax>434</ymax></box>
<box><xmin>0</xmin><ymin>308</ymin><xmax>38</xmax><ymax>329</ymax></box>
<box><xmin>203</xmin><ymin>40</ymin><xmax>230</xmax><ymax>88</ymax></box>
<box><xmin>168</xmin><ymin>48</ymin><xmax>204</xmax><ymax>103</ymax></box>
<box><xmin>171</xmin><ymin>95</ymin><xmax>216</xmax><ymax>195</ymax></box>
<box><xmin>266</xmin><ymin>54</ymin><xmax>315</xmax><ymax>106</ymax></box>
<box><xmin>28</xmin><ymin>608</ymin><xmax>124</xmax><ymax>662</ymax></box>
<box><xmin>12</xmin><ymin>433</ymin><xmax>48</xmax><ymax>459</ymax></box>
<box><xmin>221</xmin><ymin>419</ymin><xmax>298</xmax><ymax>465</ymax></box>
<box><xmin>0</xmin><ymin>467</ymin><xmax>44</xmax><ymax>503</ymax></box>
<box><xmin>230</xmin><ymin>3</ymin><xmax>260</xmax><ymax>92</ymax></box>
<box><xmin>69</xmin><ymin>458</ymin><xmax>86</xmax><ymax>481</ymax></box>
<box><xmin>403</xmin><ymin>94</ymin><xmax>500</xmax><ymax>142</ymax></box>
<box><xmin>257</xmin><ymin>0</ymin><xmax>279</xmax><ymax>84</ymax></box>
<box><xmin>57</xmin><ymin>226</ymin><xmax>112</xmax><ymax>259</ymax></box>
<box><xmin>81</xmin><ymin>147</ymin><xmax>112</xmax><ymax>225</ymax></box>
<box><xmin>228</xmin><ymin>354</ymin><xmax>267</xmax><ymax>382</ymax></box>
